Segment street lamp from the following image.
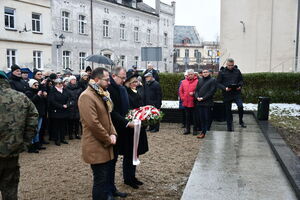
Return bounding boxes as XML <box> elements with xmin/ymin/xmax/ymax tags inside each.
<box><xmin>56</xmin><ymin>34</ymin><xmax>65</xmax><ymax>48</ymax></box>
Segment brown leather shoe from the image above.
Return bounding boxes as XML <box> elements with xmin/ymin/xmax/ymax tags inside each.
<box><xmin>197</xmin><ymin>133</ymin><xmax>205</xmax><ymax>139</ymax></box>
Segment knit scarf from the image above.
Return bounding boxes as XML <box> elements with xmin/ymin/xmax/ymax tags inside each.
<box><xmin>89</xmin><ymin>79</ymin><xmax>113</xmax><ymax>112</ymax></box>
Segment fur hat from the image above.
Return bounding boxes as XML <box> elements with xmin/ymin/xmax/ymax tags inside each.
<box><xmin>69</xmin><ymin>75</ymin><xmax>77</xmax><ymax>81</ymax></box>
<box><xmin>80</xmin><ymin>72</ymin><xmax>88</xmax><ymax>78</ymax></box>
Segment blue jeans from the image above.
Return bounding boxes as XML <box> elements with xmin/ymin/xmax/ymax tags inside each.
<box><xmin>32</xmin><ymin>117</ymin><xmax>43</xmax><ymax>143</ymax></box>
<box><xmin>91</xmin><ymin>160</ymin><xmax>114</xmax><ymax>200</ymax></box>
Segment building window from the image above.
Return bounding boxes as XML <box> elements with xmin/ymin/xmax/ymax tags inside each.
<box><xmin>147</xmin><ymin>19</ymin><xmax>151</xmax><ymax>24</ymax></box>
<box><xmin>120</xmin><ymin>55</ymin><xmax>125</xmax><ymax>67</ymax></box>
<box><xmin>32</xmin><ymin>13</ymin><xmax>41</xmax><ymax>32</ymax></box>
<box><xmin>208</xmin><ymin>50</ymin><xmax>213</xmax><ymax>56</ymax></box>
<box><xmin>6</xmin><ymin>49</ymin><xmax>17</xmax><ymax>69</ymax></box>
<box><xmin>62</xmin><ymin>11</ymin><xmax>70</xmax><ymax>31</ymax></box>
<box><xmin>5</xmin><ymin>7</ymin><xmax>15</xmax><ymax>29</ymax></box>
<box><xmin>120</xmin><ymin>24</ymin><xmax>125</xmax><ymax>40</ymax></box>
<box><xmin>103</xmin><ymin>20</ymin><xmax>109</xmax><ymax>37</ymax></box>
<box><xmin>164</xmin><ymin>33</ymin><xmax>168</xmax><ymax>46</ymax></box>
<box><xmin>62</xmin><ymin>51</ymin><xmax>71</xmax><ymax>69</ymax></box>
<box><xmin>33</xmin><ymin>51</ymin><xmax>43</xmax><ymax>69</ymax></box>
<box><xmin>175</xmin><ymin>49</ymin><xmax>180</xmax><ymax>57</ymax></box>
<box><xmin>194</xmin><ymin>50</ymin><xmax>199</xmax><ymax>58</ymax></box>
<box><xmin>147</xmin><ymin>29</ymin><xmax>151</xmax><ymax>43</ymax></box>
<box><xmin>79</xmin><ymin>52</ymin><xmax>86</xmax><ymax>70</ymax></box>
<box><xmin>104</xmin><ymin>8</ymin><xmax>109</xmax><ymax>14</ymax></box>
<box><xmin>78</xmin><ymin>15</ymin><xmax>86</xmax><ymax>34</ymax></box>
<box><xmin>185</xmin><ymin>49</ymin><xmax>189</xmax><ymax>58</ymax></box>
<box><xmin>104</xmin><ymin>54</ymin><xmax>111</xmax><ymax>59</ymax></box>
<box><xmin>134</xmin><ymin>27</ymin><xmax>139</xmax><ymax>42</ymax></box>
<box><xmin>134</xmin><ymin>56</ymin><xmax>139</xmax><ymax>67</ymax></box>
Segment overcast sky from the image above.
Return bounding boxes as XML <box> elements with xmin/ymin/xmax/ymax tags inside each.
<box><xmin>143</xmin><ymin>0</ymin><xmax>220</xmax><ymax>41</ymax></box>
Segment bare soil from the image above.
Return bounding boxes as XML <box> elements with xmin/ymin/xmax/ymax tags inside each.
<box><xmin>270</xmin><ymin>115</ymin><xmax>300</xmax><ymax>157</ymax></box>
<box><xmin>17</xmin><ymin>123</ymin><xmax>201</xmax><ymax>200</ymax></box>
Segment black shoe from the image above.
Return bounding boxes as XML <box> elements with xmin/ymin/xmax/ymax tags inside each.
<box><xmin>55</xmin><ymin>141</ymin><xmax>61</xmax><ymax>146</ymax></box>
<box><xmin>61</xmin><ymin>140</ymin><xmax>68</xmax><ymax>144</ymax></box>
<box><xmin>113</xmin><ymin>190</ymin><xmax>128</xmax><ymax>198</ymax></box>
<box><xmin>28</xmin><ymin>145</ymin><xmax>39</xmax><ymax>153</ymax></box>
<box><xmin>75</xmin><ymin>135</ymin><xmax>81</xmax><ymax>139</ymax></box>
<box><xmin>69</xmin><ymin>136</ymin><xmax>73</xmax><ymax>140</ymax></box>
<box><xmin>41</xmin><ymin>141</ymin><xmax>50</xmax><ymax>145</ymax></box>
<box><xmin>134</xmin><ymin>178</ymin><xmax>143</xmax><ymax>185</ymax></box>
<box><xmin>240</xmin><ymin>122</ymin><xmax>247</xmax><ymax>128</ymax></box>
<box><xmin>227</xmin><ymin>128</ymin><xmax>234</xmax><ymax>132</ymax></box>
<box><xmin>150</xmin><ymin>129</ymin><xmax>158</xmax><ymax>133</ymax></box>
<box><xmin>36</xmin><ymin>143</ymin><xmax>46</xmax><ymax>150</ymax></box>
<box><xmin>183</xmin><ymin>130</ymin><xmax>191</xmax><ymax>135</ymax></box>
<box><xmin>124</xmin><ymin>181</ymin><xmax>139</xmax><ymax>189</ymax></box>
<box><xmin>107</xmin><ymin>195</ymin><xmax>116</xmax><ymax>200</ymax></box>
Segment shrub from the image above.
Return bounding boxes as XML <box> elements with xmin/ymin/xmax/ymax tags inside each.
<box><xmin>159</xmin><ymin>72</ymin><xmax>300</xmax><ymax>104</ymax></box>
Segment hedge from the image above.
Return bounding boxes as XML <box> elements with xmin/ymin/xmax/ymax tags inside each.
<box><xmin>159</xmin><ymin>73</ymin><xmax>300</xmax><ymax>104</ymax></box>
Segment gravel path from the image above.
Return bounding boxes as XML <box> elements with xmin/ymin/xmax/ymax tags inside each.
<box><xmin>17</xmin><ymin>123</ymin><xmax>201</xmax><ymax>200</ymax></box>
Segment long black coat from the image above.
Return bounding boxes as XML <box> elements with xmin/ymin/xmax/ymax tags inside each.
<box><xmin>217</xmin><ymin>67</ymin><xmax>244</xmax><ymax>101</ymax></box>
<box><xmin>144</xmin><ymin>80</ymin><xmax>162</xmax><ymax>109</ymax></box>
<box><xmin>48</xmin><ymin>87</ymin><xmax>70</xmax><ymax>119</ymax></box>
<box><xmin>195</xmin><ymin>76</ymin><xmax>217</xmax><ymax>107</ymax></box>
<box><xmin>9</xmin><ymin>74</ymin><xmax>28</xmax><ymax>93</ymax></box>
<box><xmin>25</xmin><ymin>88</ymin><xmax>46</xmax><ymax>117</ymax></box>
<box><xmin>65</xmin><ymin>84</ymin><xmax>82</xmax><ymax>119</ymax></box>
<box><xmin>118</xmin><ymin>87</ymin><xmax>149</xmax><ymax>156</ymax></box>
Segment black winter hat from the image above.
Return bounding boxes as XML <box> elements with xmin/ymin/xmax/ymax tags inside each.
<box><xmin>11</xmin><ymin>64</ymin><xmax>20</xmax><ymax>72</ymax></box>
<box><xmin>33</xmin><ymin>69</ymin><xmax>41</xmax><ymax>77</ymax></box>
<box><xmin>85</xmin><ymin>66</ymin><xmax>92</xmax><ymax>72</ymax></box>
<box><xmin>49</xmin><ymin>73</ymin><xmax>57</xmax><ymax>80</ymax></box>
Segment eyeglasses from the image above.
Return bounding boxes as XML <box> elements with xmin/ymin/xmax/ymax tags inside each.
<box><xmin>117</xmin><ymin>75</ymin><xmax>126</xmax><ymax>80</ymax></box>
<box><xmin>101</xmin><ymin>78</ymin><xmax>110</xmax><ymax>82</ymax></box>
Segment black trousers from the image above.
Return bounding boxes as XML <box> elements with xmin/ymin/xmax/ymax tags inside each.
<box><xmin>185</xmin><ymin>107</ymin><xmax>197</xmax><ymax>131</ymax></box>
<box><xmin>198</xmin><ymin>106</ymin><xmax>211</xmax><ymax>134</ymax></box>
<box><xmin>52</xmin><ymin>118</ymin><xmax>67</xmax><ymax>142</ymax></box>
<box><xmin>91</xmin><ymin>160</ymin><xmax>114</xmax><ymax>200</ymax></box>
<box><xmin>0</xmin><ymin>156</ymin><xmax>19</xmax><ymax>200</ymax></box>
<box><xmin>68</xmin><ymin>119</ymin><xmax>80</xmax><ymax>138</ymax></box>
<box><xmin>123</xmin><ymin>154</ymin><xmax>136</xmax><ymax>182</ymax></box>
<box><xmin>224</xmin><ymin>97</ymin><xmax>244</xmax><ymax>129</ymax></box>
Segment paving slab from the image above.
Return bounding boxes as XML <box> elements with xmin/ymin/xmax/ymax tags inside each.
<box><xmin>181</xmin><ymin>114</ymin><xmax>298</xmax><ymax>200</ymax></box>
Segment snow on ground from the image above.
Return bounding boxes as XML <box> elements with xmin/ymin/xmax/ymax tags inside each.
<box><xmin>161</xmin><ymin>101</ymin><xmax>300</xmax><ymax>117</ymax></box>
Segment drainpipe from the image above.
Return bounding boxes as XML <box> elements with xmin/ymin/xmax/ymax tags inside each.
<box><xmin>269</xmin><ymin>0</ymin><xmax>274</xmax><ymax>72</ymax></box>
<box><xmin>295</xmin><ymin>0</ymin><xmax>300</xmax><ymax>72</ymax></box>
<box><xmin>90</xmin><ymin>0</ymin><xmax>94</xmax><ymax>69</ymax></box>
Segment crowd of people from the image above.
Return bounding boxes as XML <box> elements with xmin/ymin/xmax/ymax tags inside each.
<box><xmin>0</xmin><ymin>58</ymin><xmax>246</xmax><ymax>200</ymax></box>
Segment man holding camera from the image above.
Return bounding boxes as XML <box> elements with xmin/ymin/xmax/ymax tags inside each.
<box><xmin>217</xmin><ymin>58</ymin><xmax>247</xmax><ymax>132</ymax></box>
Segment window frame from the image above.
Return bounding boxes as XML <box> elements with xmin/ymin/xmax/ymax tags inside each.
<box><xmin>185</xmin><ymin>49</ymin><xmax>189</xmax><ymax>58</ymax></box>
<box><xmin>79</xmin><ymin>52</ymin><xmax>86</xmax><ymax>70</ymax></box>
<box><xmin>146</xmin><ymin>29</ymin><xmax>151</xmax><ymax>44</ymax></box>
<box><xmin>78</xmin><ymin>15</ymin><xmax>86</xmax><ymax>34</ymax></box>
<box><xmin>62</xmin><ymin>11</ymin><xmax>70</xmax><ymax>32</ymax></box>
<box><xmin>33</xmin><ymin>51</ymin><xmax>43</xmax><ymax>69</ymax></box>
<box><xmin>134</xmin><ymin>26</ymin><xmax>139</xmax><ymax>42</ymax></box>
<box><xmin>120</xmin><ymin>23</ymin><xmax>126</xmax><ymax>40</ymax></box>
<box><xmin>6</xmin><ymin>49</ymin><xmax>17</xmax><ymax>69</ymax></box>
<box><xmin>62</xmin><ymin>50</ymin><xmax>71</xmax><ymax>69</ymax></box>
<box><xmin>103</xmin><ymin>20</ymin><xmax>110</xmax><ymax>38</ymax></box>
<box><xmin>4</xmin><ymin>7</ymin><xmax>16</xmax><ymax>29</ymax></box>
<box><xmin>164</xmin><ymin>32</ymin><xmax>168</xmax><ymax>46</ymax></box>
<box><xmin>32</xmin><ymin>13</ymin><xmax>42</xmax><ymax>33</ymax></box>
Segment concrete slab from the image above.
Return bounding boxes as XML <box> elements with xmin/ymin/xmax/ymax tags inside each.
<box><xmin>181</xmin><ymin>114</ymin><xmax>297</xmax><ymax>200</ymax></box>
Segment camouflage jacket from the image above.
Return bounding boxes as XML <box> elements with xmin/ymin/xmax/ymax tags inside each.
<box><xmin>0</xmin><ymin>79</ymin><xmax>38</xmax><ymax>158</ymax></box>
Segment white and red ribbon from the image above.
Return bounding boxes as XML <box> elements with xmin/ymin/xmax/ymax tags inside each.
<box><xmin>133</xmin><ymin>119</ymin><xmax>141</xmax><ymax>165</ymax></box>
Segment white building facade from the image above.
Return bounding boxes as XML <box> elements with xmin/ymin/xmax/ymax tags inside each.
<box><xmin>51</xmin><ymin>0</ymin><xmax>175</xmax><ymax>73</ymax></box>
<box><xmin>0</xmin><ymin>0</ymin><xmax>52</xmax><ymax>72</ymax></box>
<box><xmin>220</xmin><ymin>0</ymin><xmax>299</xmax><ymax>73</ymax></box>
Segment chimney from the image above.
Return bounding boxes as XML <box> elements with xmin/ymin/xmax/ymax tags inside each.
<box><xmin>155</xmin><ymin>0</ymin><xmax>160</xmax><ymax>15</ymax></box>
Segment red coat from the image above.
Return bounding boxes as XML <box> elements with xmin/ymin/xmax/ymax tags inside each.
<box><xmin>179</xmin><ymin>77</ymin><xmax>198</xmax><ymax>108</ymax></box>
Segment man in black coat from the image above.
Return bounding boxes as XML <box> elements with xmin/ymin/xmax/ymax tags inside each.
<box><xmin>143</xmin><ymin>72</ymin><xmax>162</xmax><ymax>132</ymax></box>
<box><xmin>9</xmin><ymin>64</ymin><xmax>28</xmax><ymax>93</ymax></box>
<box><xmin>217</xmin><ymin>58</ymin><xmax>247</xmax><ymax>131</ymax></box>
<box><xmin>107</xmin><ymin>67</ymin><xmax>132</xmax><ymax>196</ymax></box>
<box><xmin>142</xmin><ymin>63</ymin><xmax>159</xmax><ymax>82</ymax></box>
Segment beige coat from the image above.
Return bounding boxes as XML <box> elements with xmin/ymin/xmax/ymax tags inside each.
<box><xmin>78</xmin><ymin>86</ymin><xmax>117</xmax><ymax>164</ymax></box>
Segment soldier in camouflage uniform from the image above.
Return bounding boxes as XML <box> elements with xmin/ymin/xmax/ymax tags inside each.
<box><xmin>0</xmin><ymin>70</ymin><xmax>38</xmax><ymax>200</ymax></box>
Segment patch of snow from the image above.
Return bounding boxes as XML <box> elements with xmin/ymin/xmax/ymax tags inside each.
<box><xmin>161</xmin><ymin>101</ymin><xmax>300</xmax><ymax>117</ymax></box>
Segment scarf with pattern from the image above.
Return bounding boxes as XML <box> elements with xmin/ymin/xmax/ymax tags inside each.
<box><xmin>89</xmin><ymin>79</ymin><xmax>113</xmax><ymax>112</ymax></box>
